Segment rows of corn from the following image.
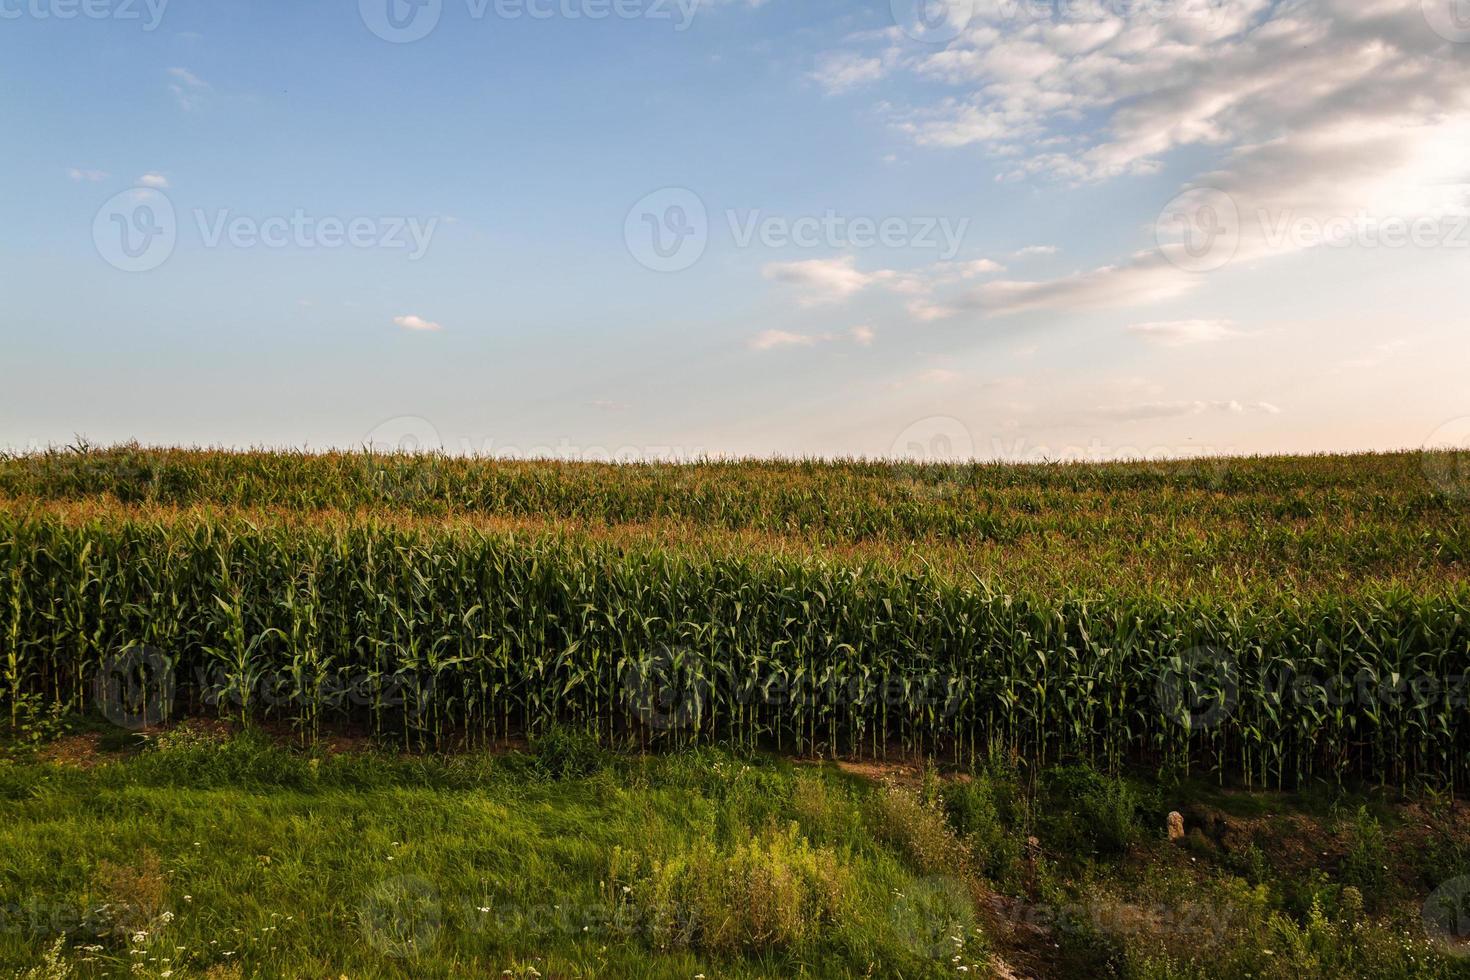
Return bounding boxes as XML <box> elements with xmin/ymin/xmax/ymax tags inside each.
<box><xmin>2</xmin><ymin>487</ymin><xmax>1468</xmax><ymax>788</ymax></box>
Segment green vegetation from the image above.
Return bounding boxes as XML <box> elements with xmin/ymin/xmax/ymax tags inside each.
<box><xmin>2</xmin><ymin>444</ymin><xmax>1469</xmax><ymax>976</ymax></box>
<box><xmin>2</xmin><ymin>729</ymin><xmax>1468</xmax><ymax>978</ymax></box>
<box><xmin>2</xmin><ymin>445</ymin><xmax>1468</xmax><ymax>787</ymax></box>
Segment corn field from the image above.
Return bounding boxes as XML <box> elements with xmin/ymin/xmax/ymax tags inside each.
<box><xmin>2</xmin><ymin>445</ymin><xmax>1469</xmax><ymax>788</ymax></box>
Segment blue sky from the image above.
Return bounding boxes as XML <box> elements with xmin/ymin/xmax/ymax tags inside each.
<box><xmin>3</xmin><ymin>0</ymin><xmax>1469</xmax><ymax>461</ymax></box>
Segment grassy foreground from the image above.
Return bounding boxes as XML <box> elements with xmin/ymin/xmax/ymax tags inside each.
<box><xmin>2</xmin><ymin>446</ymin><xmax>1469</xmax><ymax>976</ymax></box>
<box><xmin>3</xmin><ymin>725</ymin><xmax>1470</xmax><ymax>979</ymax></box>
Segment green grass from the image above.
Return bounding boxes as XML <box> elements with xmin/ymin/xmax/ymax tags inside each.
<box><xmin>2</xmin><ymin>730</ymin><xmax>1468</xmax><ymax>978</ymax></box>
<box><xmin>0</xmin><ymin>732</ymin><xmax>988</xmax><ymax>979</ymax></box>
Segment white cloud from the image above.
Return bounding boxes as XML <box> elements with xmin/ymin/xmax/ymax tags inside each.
<box><xmin>750</xmin><ymin>326</ymin><xmax>877</xmax><ymax>351</ymax></box>
<box><xmin>1013</xmin><ymin>245</ymin><xmax>1057</xmax><ymax>258</ymax></box>
<box><xmin>907</xmin><ymin>299</ymin><xmax>958</xmax><ymax>322</ymax></box>
<box><xmin>1077</xmin><ymin>399</ymin><xmax>1283</xmax><ymax>424</ymax></box>
<box><xmin>750</xmin><ymin>329</ymin><xmax>819</xmax><ymax>351</ymax></box>
<box><xmin>810</xmin><ymin>52</ymin><xmax>888</xmax><ymax>94</ymax></box>
<box><xmin>762</xmin><ymin>256</ymin><xmax>874</xmax><ymax>305</ymax></box>
<box><xmin>393</xmin><ymin>315</ymin><xmax>442</xmax><ymax>332</ymax></box>
<box><xmin>933</xmin><ymin>257</ymin><xmax>1005</xmax><ymax>278</ymax></box>
<box><xmin>823</xmin><ymin>0</ymin><xmax>1470</xmax><ymax>319</ymax></box>
<box><xmin>918</xmin><ymin>368</ymin><xmax>959</xmax><ymax>385</ymax></box>
<box><xmin>168</xmin><ymin>67</ymin><xmax>209</xmax><ymax>111</ymax></box>
<box><xmin>1127</xmin><ymin>319</ymin><xmax>1247</xmax><ymax>346</ymax></box>
<box><xmin>1334</xmin><ymin>338</ymin><xmax>1412</xmax><ymax>372</ymax></box>
<box><xmin>885</xmin><ymin>365</ymin><xmax>963</xmax><ymax>391</ymax></box>
<box><xmin>67</xmin><ymin>168</ymin><xmax>107</xmax><ymax>182</ymax></box>
<box><xmin>137</xmin><ymin>173</ymin><xmax>170</xmax><ymax>189</ymax></box>
<box><xmin>969</xmin><ymin>250</ymin><xmax>1199</xmax><ymax>316</ymax></box>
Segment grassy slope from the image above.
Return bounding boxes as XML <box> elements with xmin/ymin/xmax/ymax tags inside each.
<box><xmin>2</xmin><ymin>728</ymin><xmax>1469</xmax><ymax>979</ymax></box>
<box><xmin>2</xmin><ymin>731</ymin><xmax>985</xmax><ymax>979</ymax></box>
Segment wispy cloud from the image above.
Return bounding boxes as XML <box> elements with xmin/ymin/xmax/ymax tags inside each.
<box><xmin>66</xmin><ymin>168</ymin><xmax>108</xmax><ymax>182</ymax></box>
<box><xmin>168</xmin><ymin>67</ymin><xmax>209</xmax><ymax>111</ymax></box>
<box><xmin>1333</xmin><ymin>339</ymin><xmax>1412</xmax><ymax>372</ymax></box>
<box><xmin>1127</xmin><ymin>319</ymin><xmax>1247</xmax><ymax>347</ymax></box>
<box><xmin>918</xmin><ymin>368</ymin><xmax>959</xmax><ymax>385</ymax></box>
<box><xmin>750</xmin><ymin>325</ymin><xmax>877</xmax><ymax>351</ymax></box>
<box><xmin>750</xmin><ymin>329</ymin><xmax>818</xmax><ymax>351</ymax></box>
<box><xmin>885</xmin><ymin>365</ymin><xmax>964</xmax><ymax>391</ymax></box>
<box><xmin>137</xmin><ymin>172</ymin><xmax>170</xmax><ymax>189</ymax></box>
<box><xmin>818</xmin><ymin>0</ymin><xmax>1470</xmax><ymax>322</ymax></box>
<box><xmin>762</xmin><ymin>256</ymin><xmax>874</xmax><ymax>306</ymax></box>
<box><xmin>393</xmin><ymin>315</ymin><xmax>442</xmax><ymax>332</ymax></box>
<box><xmin>1072</xmin><ymin>399</ymin><xmax>1282</xmax><ymax>424</ymax></box>
<box><xmin>809</xmin><ymin>52</ymin><xmax>888</xmax><ymax>94</ymax></box>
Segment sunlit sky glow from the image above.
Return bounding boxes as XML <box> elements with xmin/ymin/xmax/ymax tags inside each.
<box><xmin>3</xmin><ymin>0</ymin><xmax>1468</xmax><ymax>461</ymax></box>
